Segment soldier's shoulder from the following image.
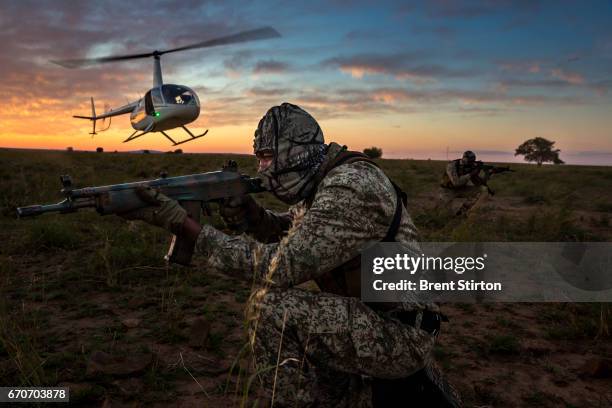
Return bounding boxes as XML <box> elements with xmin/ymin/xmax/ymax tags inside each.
<box><xmin>321</xmin><ymin>160</ymin><xmax>393</xmax><ymax>197</ymax></box>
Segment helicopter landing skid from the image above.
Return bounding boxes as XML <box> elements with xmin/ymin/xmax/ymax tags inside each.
<box><xmin>161</xmin><ymin>126</ymin><xmax>209</xmax><ymax>146</ymax></box>
<box><xmin>123</xmin><ymin>130</ymin><xmax>149</xmax><ymax>143</ymax></box>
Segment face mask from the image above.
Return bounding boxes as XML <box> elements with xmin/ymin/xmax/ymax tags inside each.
<box><xmin>259</xmin><ymin>143</ymin><xmax>328</xmax><ymax>204</ymax></box>
<box><xmin>254</xmin><ymin>103</ymin><xmax>327</xmax><ymax>204</ymax></box>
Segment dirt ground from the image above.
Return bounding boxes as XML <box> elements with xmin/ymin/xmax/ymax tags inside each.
<box><xmin>4</xmin><ymin>254</ymin><xmax>610</xmax><ymax>407</ymax></box>
<box><xmin>0</xmin><ymin>150</ymin><xmax>610</xmax><ymax>407</ymax></box>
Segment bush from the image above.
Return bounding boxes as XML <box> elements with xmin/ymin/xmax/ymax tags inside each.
<box><xmin>174</xmin><ymin>149</ymin><xmax>183</xmax><ymax>154</ymax></box>
<box><xmin>96</xmin><ymin>147</ymin><xmax>103</xmax><ymax>153</ymax></box>
<box><xmin>363</xmin><ymin>146</ymin><xmax>383</xmax><ymax>159</ymax></box>
<box><xmin>66</xmin><ymin>147</ymin><xmax>73</xmax><ymax>152</ymax></box>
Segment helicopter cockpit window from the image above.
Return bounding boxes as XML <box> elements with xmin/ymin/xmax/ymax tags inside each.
<box><xmin>161</xmin><ymin>85</ymin><xmax>196</xmax><ymax>105</ymax></box>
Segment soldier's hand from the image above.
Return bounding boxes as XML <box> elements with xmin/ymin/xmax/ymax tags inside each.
<box><xmin>219</xmin><ymin>195</ymin><xmax>262</xmax><ymax>233</ymax></box>
<box><xmin>120</xmin><ymin>186</ymin><xmax>187</xmax><ymax>234</ymax></box>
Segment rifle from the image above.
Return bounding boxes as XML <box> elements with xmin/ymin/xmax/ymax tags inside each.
<box><xmin>472</xmin><ymin>161</ymin><xmax>515</xmax><ymax>175</ymax></box>
<box><xmin>16</xmin><ymin>161</ymin><xmax>264</xmax><ymax>266</ymax></box>
<box><xmin>468</xmin><ymin>161</ymin><xmax>515</xmax><ymax>196</ymax></box>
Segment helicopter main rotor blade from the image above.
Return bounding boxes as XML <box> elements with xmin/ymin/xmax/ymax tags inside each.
<box><xmin>51</xmin><ymin>26</ymin><xmax>281</xmax><ymax>69</ymax></box>
<box><xmin>161</xmin><ymin>26</ymin><xmax>280</xmax><ymax>55</ymax></box>
<box><xmin>51</xmin><ymin>51</ymin><xmax>157</xmax><ymax>68</ymax></box>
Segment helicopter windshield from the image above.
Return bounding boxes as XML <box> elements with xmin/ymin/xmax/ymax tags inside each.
<box><xmin>161</xmin><ymin>84</ymin><xmax>198</xmax><ymax>106</ymax></box>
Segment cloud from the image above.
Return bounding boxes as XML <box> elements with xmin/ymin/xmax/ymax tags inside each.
<box><xmin>398</xmin><ymin>0</ymin><xmax>541</xmax><ymax>20</ymax></box>
<box><xmin>0</xmin><ymin>0</ymin><xmax>609</xmax><ymax>152</ymax></box>
<box><xmin>371</xmin><ymin>89</ymin><xmax>413</xmax><ymax>103</ymax></box>
<box><xmin>0</xmin><ymin>1</ymin><xmax>274</xmax><ymax>136</ymax></box>
<box><xmin>344</xmin><ymin>29</ymin><xmax>388</xmax><ymax>41</ymax></box>
<box><xmin>252</xmin><ymin>60</ymin><xmax>290</xmax><ymax>74</ymax></box>
<box><xmin>550</xmin><ymin>68</ymin><xmax>585</xmax><ymax>85</ymax></box>
<box><xmin>497</xmin><ymin>59</ymin><xmax>542</xmax><ymax>73</ymax></box>
<box><xmin>590</xmin><ymin>79</ymin><xmax>612</xmax><ymax>96</ymax></box>
<box><xmin>269</xmin><ymin>86</ymin><xmax>586</xmax><ymax>122</ymax></box>
<box><xmin>497</xmin><ymin>78</ymin><xmax>572</xmax><ymax>89</ymax></box>
<box><xmin>496</xmin><ymin>59</ymin><xmax>596</xmax><ymax>92</ymax></box>
<box><xmin>246</xmin><ymin>87</ymin><xmax>291</xmax><ymax>97</ymax></box>
<box><xmin>322</xmin><ymin>52</ymin><xmax>474</xmax><ymax>82</ymax></box>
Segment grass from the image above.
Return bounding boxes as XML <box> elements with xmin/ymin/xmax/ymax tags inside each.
<box><xmin>494</xmin><ymin>316</ymin><xmax>522</xmax><ymax>331</ymax></box>
<box><xmin>539</xmin><ymin>304</ymin><xmax>609</xmax><ymax>341</ymax></box>
<box><xmin>487</xmin><ymin>334</ymin><xmax>521</xmax><ymax>355</ymax></box>
<box><xmin>0</xmin><ymin>293</ymin><xmax>48</xmax><ymax>386</ymax></box>
<box><xmin>472</xmin><ymin>379</ymin><xmax>505</xmax><ymax>405</ymax></box>
<box><xmin>0</xmin><ymin>149</ymin><xmax>611</xmax><ymax>404</ymax></box>
<box><xmin>522</xmin><ymin>390</ymin><xmax>563</xmax><ymax>407</ymax></box>
<box><xmin>432</xmin><ymin>344</ymin><xmax>456</xmax><ymax>371</ymax></box>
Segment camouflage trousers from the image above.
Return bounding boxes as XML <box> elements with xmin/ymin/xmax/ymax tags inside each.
<box><xmin>248</xmin><ymin>288</ymin><xmax>435</xmax><ymax>407</ymax></box>
<box><xmin>438</xmin><ymin>185</ymin><xmax>489</xmax><ymax>215</ymax></box>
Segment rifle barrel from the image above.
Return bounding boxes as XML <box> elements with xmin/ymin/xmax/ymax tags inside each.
<box><xmin>17</xmin><ymin>200</ymin><xmax>71</xmax><ymax>217</ymax></box>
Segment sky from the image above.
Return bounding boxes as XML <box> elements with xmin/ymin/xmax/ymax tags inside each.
<box><xmin>1</xmin><ymin>0</ymin><xmax>611</xmax><ymax>164</ymax></box>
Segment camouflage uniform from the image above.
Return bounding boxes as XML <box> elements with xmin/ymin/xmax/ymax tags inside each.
<box><xmin>196</xmin><ymin>142</ymin><xmax>436</xmax><ymax>407</ymax></box>
<box><xmin>439</xmin><ymin>159</ymin><xmax>489</xmax><ymax>215</ymax></box>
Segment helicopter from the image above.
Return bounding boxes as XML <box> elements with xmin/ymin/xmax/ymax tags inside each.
<box><xmin>53</xmin><ymin>27</ymin><xmax>280</xmax><ymax>146</ymax></box>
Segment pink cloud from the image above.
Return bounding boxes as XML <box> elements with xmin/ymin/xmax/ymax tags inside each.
<box><xmin>339</xmin><ymin>65</ymin><xmax>385</xmax><ymax>79</ymax></box>
<box><xmin>498</xmin><ymin>60</ymin><xmax>541</xmax><ymax>73</ymax></box>
<box><xmin>550</xmin><ymin>68</ymin><xmax>585</xmax><ymax>85</ymax></box>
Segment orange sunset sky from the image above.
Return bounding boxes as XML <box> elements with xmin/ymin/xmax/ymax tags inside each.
<box><xmin>1</xmin><ymin>1</ymin><xmax>611</xmax><ymax>164</ymax></box>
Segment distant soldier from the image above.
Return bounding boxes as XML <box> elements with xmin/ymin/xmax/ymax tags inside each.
<box><xmin>124</xmin><ymin>103</ymin><xmax>460</xmax><ymax>407</ymax></box>
<box><xmin>439</xmin><ymin>151</ymin><xmax>491</xmax><ymax>216</ymax></box>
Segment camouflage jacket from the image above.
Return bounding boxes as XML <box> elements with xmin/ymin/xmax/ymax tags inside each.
<box><xmin>442</xmin><ymin>159</ymin><xmax>473</xmax><ymax>188</ymax></box>
<box><xmin>196</xmin><ymin>142</ymin><xmax>421</xmax><ymax>293</ymax></box>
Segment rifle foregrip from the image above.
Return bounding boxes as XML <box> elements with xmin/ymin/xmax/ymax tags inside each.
<box><xmin>165</xmin><ymin>201</ymin><xmax>201</xmax><ymax>266</ymax></box>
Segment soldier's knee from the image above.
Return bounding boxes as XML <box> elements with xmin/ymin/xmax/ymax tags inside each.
<box><xmin>251</xmin><ymin>288</ymin><xmax>283</xmax><ymax>323</ymax></box>
<box><xmin>251</xmin><ymin>288</ymin><xmax>310</xmax><ymax>328</ymax></box>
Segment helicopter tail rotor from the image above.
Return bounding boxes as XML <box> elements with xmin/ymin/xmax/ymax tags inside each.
<box><xmin>73</xmin><ymin>97</ymin><xmax>98</xmax><ymax>135</ymax></box>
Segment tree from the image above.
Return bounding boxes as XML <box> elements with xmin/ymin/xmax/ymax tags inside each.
<box><xmin>515</xmin><ymin>137</ymin><xmax>564</xmax><ymax>166</ymax></box>
<box><xmin>174</xmin><ymin>148</ymin><xmax>183</xmax><ymax>154</ymax></box>
<box><xmin>96</xmin><ymin>147</ymin><xmax>104</xmax><ymax>153</ymax></box>
<box><xmin>363</xmin><ymin>146</ymin><xmax>383</xmax><ymax>159</ymax></box>
<box><xmin>66</xmin><ymin>146</ymin><xmax>73</xmax><ymax>152</ymax></box>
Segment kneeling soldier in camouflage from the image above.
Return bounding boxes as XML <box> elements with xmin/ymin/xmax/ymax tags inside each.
<box><xmin>124</xmin><ymin>103</ymin><xmax>460</xmax><ymax>407</ymax></box>
<box><xmin>439</xmin><ymin>150</ymin><xmax>490</xmax><ymax>216</ymax></box>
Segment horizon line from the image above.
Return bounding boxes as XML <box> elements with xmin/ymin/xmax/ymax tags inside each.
<box><xmin>2</xmin><ymin>146</ymin><xmax>611</xmax><ymax>167</ymax></box>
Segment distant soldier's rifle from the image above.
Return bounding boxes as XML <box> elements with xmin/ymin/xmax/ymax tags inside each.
<box><xmin>468</xmin><ymin>161</ymin><xmax>515</xmax><ymax>196</ymax></box>
<box><xmin>16</xmin><ymin>161</ymin><xmax>264</xmax><ymax>266</ymax></box>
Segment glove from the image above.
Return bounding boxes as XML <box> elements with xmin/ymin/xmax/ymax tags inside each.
<box><xmin>121</xmin><ymin>187</ymin><xmax>187</xmax><ymax>234</ymax></box>
<box><xmin>219</xmin><ymin>195</ymin><xmax>262</xmax><ymax>232</ymax></box>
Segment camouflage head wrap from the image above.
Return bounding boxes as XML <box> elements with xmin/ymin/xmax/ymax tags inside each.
<box><xmin>253</xmin><ymin>103</ymin><xmax>327</xmax><ymax>204</ymax></box>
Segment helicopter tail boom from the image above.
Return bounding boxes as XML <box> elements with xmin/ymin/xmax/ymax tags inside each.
<box><xmin>73</xmin><ymin>98</ymin><xmax>138</xmax><ymax>135</ymax></box>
